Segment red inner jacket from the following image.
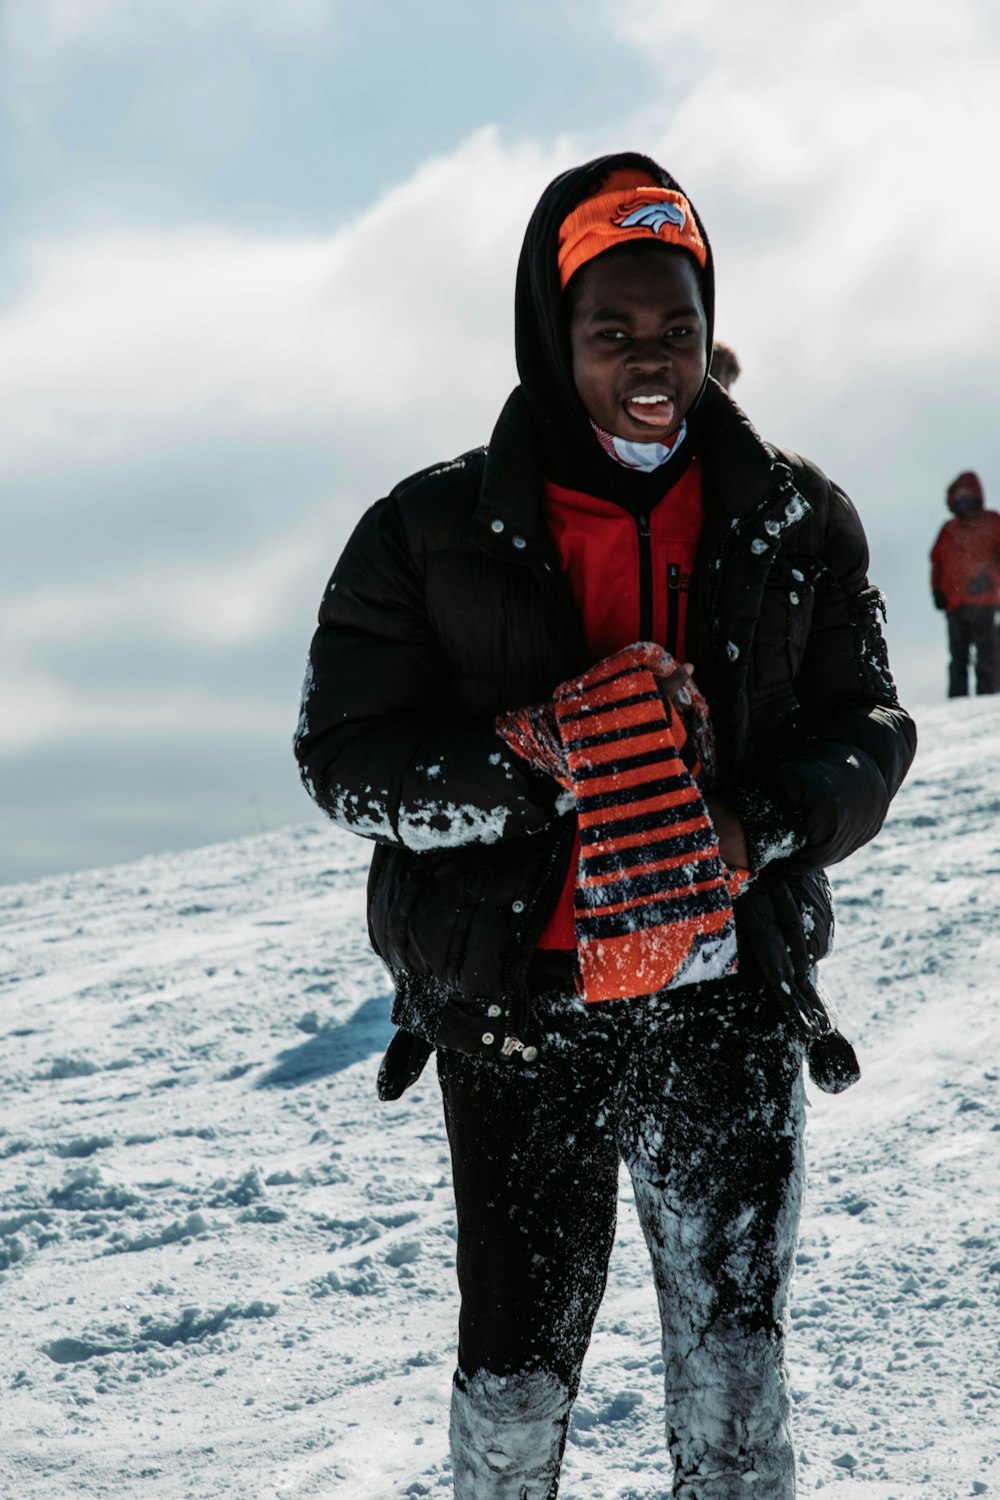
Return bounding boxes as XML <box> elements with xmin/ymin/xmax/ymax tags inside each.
<box><xmin>537</xmin><ymin>459</ymin><xmax>705</xmax><ymax>948</ymax></box>
<box><xmin>930</xmin><ymin>510</ymin><xmax>1000</xmax><ymax>609</ymax></box>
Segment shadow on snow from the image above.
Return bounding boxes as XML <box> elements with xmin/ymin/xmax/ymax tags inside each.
<box><xmin>256</xmin><ymin>994</ymin><xmax>394</xmax><ymax>1088</ymax></box>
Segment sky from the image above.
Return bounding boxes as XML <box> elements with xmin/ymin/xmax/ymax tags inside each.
<box><xmin>2</xmin><ymin>0</ymin><xmax>999</xmax><ymax>884</ymax></box>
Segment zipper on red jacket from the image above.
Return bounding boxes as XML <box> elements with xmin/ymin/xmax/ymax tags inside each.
<box><xmin>666</xmin><ymin>562</ymin><xmax>680</xmax><ymax>656</ymax></box>
<box><xmin>636</xmin><ymin>514</ymin><xmax>653</xmax><ymax>641</ymax></box>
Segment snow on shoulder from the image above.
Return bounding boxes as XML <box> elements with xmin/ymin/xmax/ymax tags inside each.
<box><xmin>0</xmin><ymin>699</ymin><xmax>998</xmax><ymax>1498</ymax></box>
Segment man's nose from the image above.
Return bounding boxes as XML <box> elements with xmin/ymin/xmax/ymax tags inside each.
<box><xmin>625</xmin><ymin>338</ymin><xmax>670</xmax><ymax>372</ymax></box>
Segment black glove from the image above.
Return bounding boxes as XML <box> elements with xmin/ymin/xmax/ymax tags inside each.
<box><xmin>932</xmin><ymin>589</ymin><xmax>948</xmax><ymax>612</ymax></box>
<box><xmin>377</xmin><ymin>1028</ymin><xmax>433</xmax><ymax>1101</ymax></box>
<box><xmin>735</xmin><ymin>874</ymin><xmax>860</xmax><ymax>1094</ymax></box>
<box><xmin>735</xmin><ymin>876</ymin><xmax>828</xmax><ymax>1035</ymax></box>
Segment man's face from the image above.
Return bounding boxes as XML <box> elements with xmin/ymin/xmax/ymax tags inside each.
<box><xmin>568</xmin><ymin>247</ymin><xmax>708</xmax><ymax>443</ymax></box>
<box><xmin>951</xmin><ymin>489</ymin><xmax>981</xmax><ymax>519</ymax></box>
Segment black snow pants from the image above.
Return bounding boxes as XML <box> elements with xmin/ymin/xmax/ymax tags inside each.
<box><xmin>947</xmin><ymin>603</ymin><xmax>1000</xmax><ymax>696</ymax></box>
<box><xmin>438</xmin><ymin>980</ymin><xmax>806</xmax><ymax>1500</ymax></box>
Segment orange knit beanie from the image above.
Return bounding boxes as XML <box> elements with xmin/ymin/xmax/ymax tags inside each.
<box><xmin>557</xmin><ymin>168</ymin><xmax>707</xmax><ymax>291</ymax></box>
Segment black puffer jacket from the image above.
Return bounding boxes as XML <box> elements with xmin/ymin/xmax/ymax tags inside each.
<box><xmin>294</xmin><ymin>152</ymin><xmax>916</xmax><ymax>1067</ymax></box>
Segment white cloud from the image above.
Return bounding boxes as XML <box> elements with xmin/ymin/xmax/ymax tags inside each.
<box><xmin>601</xmin><ymin>0</ymin><xmax>1000</xmax><ymax>383</ymax></box>
<box><xmin>0</xmin><ymin>671</ymin><xmax>279</xmax><ymax>753</ymax></box>
<box><xmin>3</xmin><ymin>0</ymin><xmax>342</xmax><ymax>54</ymax></box>
<box><xmin>5</xmin><ymin>3</ymin><xmax>996</xmax><ymax>502</ymax></box>
<box><xmin>0</xmin><ymin>128</ymin><xmax>567</xmax><ymax>482</ymax></box>
<box><xmin>2</xmin><ymin>516</ymin><xmax>324</xmax><ymax>655</ymax></box>
<box><xmin>587</xmin><ymin>0</ymin><xmax>1000</xmax><ymax>708</ymax></box>
<box><xmin>5</xmin><ymin>0</ymin><xmax>999</xmax><ymax>826</ymax></box>
<box><xmin>1</xmin><ymin>126</ymin><xmax>579</xmax><ymax>775</ymax></box>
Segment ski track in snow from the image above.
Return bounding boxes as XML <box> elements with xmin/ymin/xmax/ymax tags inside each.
<box><xmin>1</xmin><ymin>699</ymin><xmax>998</xmax><ymax>1499</ymax></box>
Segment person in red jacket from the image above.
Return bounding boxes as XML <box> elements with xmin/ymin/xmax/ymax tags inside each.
<box><xmin>930</xmin><ymin>472</ymin><xmax>1000</xmax><ymax>696</ymax></box>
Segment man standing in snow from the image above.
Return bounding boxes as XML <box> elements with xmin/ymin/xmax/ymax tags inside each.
<box><xmin>930</xmin><ymin>471</ymin><xmax>1000</xmax><ymax>696</ymax></box>
<box><xmin>295</xmin><ymin>154</ymin><xmax>915</xmax><ymax>1499</ymax></box>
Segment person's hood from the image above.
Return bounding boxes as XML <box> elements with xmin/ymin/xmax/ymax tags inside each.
<box><xmin>513</xmin><ymin>151</ymin><xmax>716</xmax><ymax>502</ymax></box>
<box><xmin>946</xmin><ymin>470</ymin><xmax>984</xmax><ymax>515</ymax></box>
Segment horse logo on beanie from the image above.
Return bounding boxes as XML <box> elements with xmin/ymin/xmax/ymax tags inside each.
<box><xmin>557</xmin><ymin>182</ymin><xmax>707</xmax><ymax>290</ymax></box>
<box><xmin>615</xmin><ymin>198</ymin><xmax>687</xmax><ymax>235</ymax></box>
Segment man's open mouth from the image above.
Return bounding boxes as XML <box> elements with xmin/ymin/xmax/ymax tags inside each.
<box><xmin>623</xmin><ymin>393</ymin><xmax>676</xmax><ymax>430</ymax></box>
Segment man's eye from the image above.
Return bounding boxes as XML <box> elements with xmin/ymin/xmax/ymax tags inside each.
<box><xmin>599</xmin><ymin>329</ymin><xmax>627</xmax><ymax>340</ymax></box>
<box><xmin>667</xmin><ymin>326</ymin><xmax>695</xmax><ymax>339</ymax></box>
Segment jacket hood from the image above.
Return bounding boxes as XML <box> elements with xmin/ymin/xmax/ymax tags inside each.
<box><xmin>513</xmin><ymin>151</ymin><xmax>716</xmax><ymax>501</ymax></box>
<box><xmin>946</xmin><ymin>470</ymin><xmax>984</xmax><ymax>513</ymax></box>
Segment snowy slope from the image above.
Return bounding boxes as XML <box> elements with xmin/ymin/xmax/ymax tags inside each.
<box><xmin>1</xmin><ymin>699</ymin><xmax>998</xmax><ymax>1500</ymax></box>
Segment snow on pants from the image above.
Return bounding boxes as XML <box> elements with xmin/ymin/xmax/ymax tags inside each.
<box><xmin>947</xmin><ymin>603</ymin><xmax>1000</xmax><ymax>696</ymax></box>
<box><xmin>438</xmin><ymin>981</ymin><xmax>806</xmax><ymax>1500</ymax></box>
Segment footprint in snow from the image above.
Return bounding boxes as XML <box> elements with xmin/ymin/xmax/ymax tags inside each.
<box><xmin>42</xmin><ymin>1301</ymin><xmax>278</xmax><ymax>1364</ymax></box>
<box><xmin>39</xmin><ymin>1056</ymin><xmax>101</xmax><ymax>1080</ymax></box>
<box><xmin>52</xmin><ymin>1135</ymin><xmax>112</xmax><ymax>1158</ymax></box>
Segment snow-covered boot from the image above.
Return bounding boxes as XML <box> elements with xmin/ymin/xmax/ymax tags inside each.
<box><xmin>449</xmin><ymin>1367</ymin><xmax>571</xmax><ymax>1500</ymax></box>
<box><xmin>666</xmin><ymin>1327</ymin><xmax>796</xmax><ymax>1498</ymax></box>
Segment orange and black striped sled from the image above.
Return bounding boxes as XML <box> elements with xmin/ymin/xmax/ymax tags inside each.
<box><xmin>497</xmin><ymin>643</ymin><xmax>750</xmax><ymax>1003</ymax></box>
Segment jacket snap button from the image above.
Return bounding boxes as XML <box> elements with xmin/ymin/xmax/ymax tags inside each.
<box><xmin>511</xmin><ymin>899</ymin><xmax>525</xmax><ymax>913</ymax></box>
<box><xmin>765</xmin><ymin>519</ymin><xmax>781</xmax><ymax>537</ymax></box>
<box><xmin>512</xmin><ymin>535</ymin><xmax>527</xmax><ymax>550</ymax></box>
<box><xmin>481</xmin><ymin>1032</ymin><xmax>495</xmax><ymax>1046</ymax></box>
<box><xmin>487</xmin><ymin>1004</ymin><xmax>502</xmax><ymax>1018</ymax></box>
<box><xmin>789</xmin><ymin>591</ymin><xmax>800</xmax><ymax>605</ymax></box>
<box><xmin>490</xmin><ymin>518</ymin><xmax>505</xmax><ymax>534</ymax></box>
<box><xmin>521</xmin><ymin>1046</ymin><xmax>538</xmax><ymax>1063</ymax></box>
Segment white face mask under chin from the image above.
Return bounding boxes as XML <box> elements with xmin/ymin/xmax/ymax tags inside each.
<box><xmin>591</xmin><ymin>418</ymin><xmax>687</xmax><ymax>473</ymax></box>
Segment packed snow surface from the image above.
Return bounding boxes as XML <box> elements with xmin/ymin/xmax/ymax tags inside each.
<box><xmin>1</xmin><ymin>699</ymin><xmax>998</xmax><ymax>1498</ymax></box>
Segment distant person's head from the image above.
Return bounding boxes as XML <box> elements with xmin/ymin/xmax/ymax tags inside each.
<box><xmin>947</xmin><ymin>471</ymin><xmax>984</xmax><ymax>519</ymax></box>
<box><xmin>710</xmin><ymin>341</ymin><xmax>741</xmax><ymax>391</ymax></box>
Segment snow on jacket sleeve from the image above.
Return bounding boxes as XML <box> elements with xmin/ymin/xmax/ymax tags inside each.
<box><xmin>765</xmin><ymin>467</ymin><xmax>917</xmax><ymax>869</ymax></box>
<box><xmin>294</xmin><ymin>493</ymin><xmax>560</xmax><ymax>850</ymax></box>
